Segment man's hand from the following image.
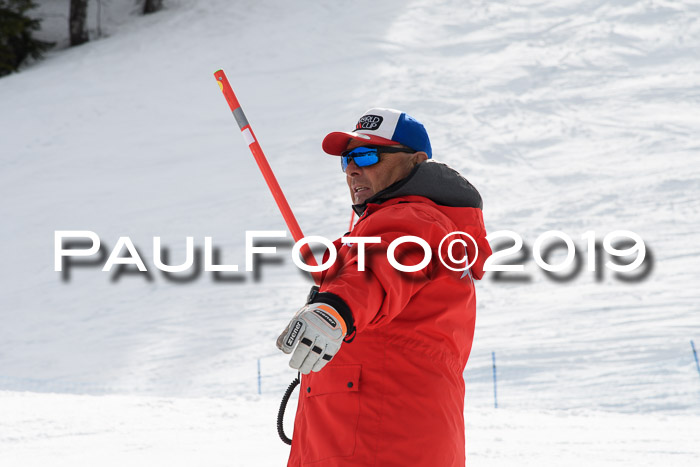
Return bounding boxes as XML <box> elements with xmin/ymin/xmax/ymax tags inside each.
<box><xmin>276</xmin><ymin>303</ymin><xmax>348</xmax><ymax>374</ymax></box>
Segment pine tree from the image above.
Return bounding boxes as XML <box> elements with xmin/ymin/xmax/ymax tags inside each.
<box><xmin>0</xmin><ymin>0</ymin><xmax>53</xmax><ymax>77</ymax></box>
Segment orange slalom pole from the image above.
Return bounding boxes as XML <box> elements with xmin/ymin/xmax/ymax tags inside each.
<box><xmin>348</xmin><ymin>211</ymin><xmax>355</xmax><ymax>232</ymax></box>
<box><xmin>214</xmin><ymin>69</ymin><xmax>321</xmax><ymax>285</ymax></box>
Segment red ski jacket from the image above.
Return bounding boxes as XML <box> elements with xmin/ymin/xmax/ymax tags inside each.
<box><xmin>288</xmin><ymin>161</ymin><xmax>491</xmax><ymax>466</ymax></box>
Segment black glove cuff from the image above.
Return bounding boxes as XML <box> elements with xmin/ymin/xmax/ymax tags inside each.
<box><xmin>311</xmin><ymin>292</ymin><xmax>356</xmax><ymax>340</ymax></box>
<box><xmin>305</xmin><ymin>285</ymin><xmax>320</xmax><ymax>305</ymax></box>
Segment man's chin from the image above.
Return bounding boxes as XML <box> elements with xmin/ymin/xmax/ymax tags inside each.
<box><xmin>353</xmin><ymin>191</ymin><xmax>374</xmax><ymax>204</ymax></box>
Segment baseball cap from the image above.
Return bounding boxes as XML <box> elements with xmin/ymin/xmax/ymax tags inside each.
<box><xmin>322</xmin><ymin>108</ymin><xmax>432</xmax><ymax>158</ymax></box>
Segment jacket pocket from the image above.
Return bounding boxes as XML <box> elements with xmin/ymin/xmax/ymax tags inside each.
<box><xmin>300</xmin><ymin>364</ymin><xmax>361</xmax><ymax>463</ymax></box>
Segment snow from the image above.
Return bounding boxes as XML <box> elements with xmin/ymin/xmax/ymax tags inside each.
<box><xmin>1</xmin><ymin>0</ymin><xmax>700</xmax><ymax>464</ymax></box>
<box><xmin>1</xmin><ymin>391</ymin><xmax>698</xmax><ymax>467</ymax></box>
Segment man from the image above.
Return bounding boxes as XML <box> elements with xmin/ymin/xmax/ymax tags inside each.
<box><xmin>277</xmin><ymin>108</ymin><xmax>491</xmax><ymax>466</ymax></box>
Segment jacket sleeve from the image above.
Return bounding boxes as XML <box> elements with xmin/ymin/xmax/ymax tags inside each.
<box><xmin>319</xmin><ymin>203</ymin><xmax>455</xmax><ymax>333</ymax></box>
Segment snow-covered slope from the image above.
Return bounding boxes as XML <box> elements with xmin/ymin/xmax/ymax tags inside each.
<box><xmin>2</xmin><ymin>391</ymin><xmax>698</xmax><ymax>467</ymax></box>
<box><xmin>1</xmin><ymin>0</ymin><xmax>699</xmax><ymax>465</ymax></box>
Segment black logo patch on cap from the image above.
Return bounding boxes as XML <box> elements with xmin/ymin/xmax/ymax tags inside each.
<box><xmin>356</xmin><ymin>115</ymin><xmax>383</xmax><ymax>131</ymax></box>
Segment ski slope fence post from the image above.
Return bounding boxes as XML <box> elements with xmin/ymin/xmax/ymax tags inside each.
<box><xmin>213</xmin><ymin>69</ymin><xmax>321</xmax><ymax>285</ymax></box>
<box><xmin>257</xmin><ymin>358</ymin><xmax>262</xmax><ymax>395</ymax></box>
<box><xmin>691</xmin><ymin>340</ymin><xmax>700</xmax><ymax>382</ymax></box>
<box><xmin>492</xmin><ymin>351</ymin><xmax>498</xmax><ymax>409</ymax></box>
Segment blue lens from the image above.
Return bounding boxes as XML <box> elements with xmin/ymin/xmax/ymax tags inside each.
<box><xmin>341</xmin><ymin>147</ymin><xmax>380</xmax><ymax>172</ymax></box>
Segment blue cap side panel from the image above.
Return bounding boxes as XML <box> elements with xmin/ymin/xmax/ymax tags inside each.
<box><xmin>391</xmin><ymin>113</ymin><xmax>432</xmax><ymax>158</ymax></box>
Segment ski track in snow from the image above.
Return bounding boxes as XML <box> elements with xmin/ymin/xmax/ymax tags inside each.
<box><xmin>1</xmin><ymin>0</ymin><xmax>699</xmax><ymax>464</ymax></box>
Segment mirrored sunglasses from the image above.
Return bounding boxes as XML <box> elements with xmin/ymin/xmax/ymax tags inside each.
<box><xmin>340</xmin><ymin>146</ymin><xmax>411</xmax><ymax>172</ymax></box>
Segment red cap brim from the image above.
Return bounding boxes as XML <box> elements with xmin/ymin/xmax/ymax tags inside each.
<box><xmin>322</xmin><ymin>131</ymin><xmax>400</xmax><ymax>156</ymax></box>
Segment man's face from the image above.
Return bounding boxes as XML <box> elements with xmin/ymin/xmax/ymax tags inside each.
<box><xmin>344</xmin><ymin>140</ymin><xmax>427</xmax><ymax>204</ymax></box>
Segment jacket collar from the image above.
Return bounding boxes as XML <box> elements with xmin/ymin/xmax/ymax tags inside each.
<box><xmin>351</xmin><ymin>160</ymin><xmax>483</xmax><ymax>216</ymax></box>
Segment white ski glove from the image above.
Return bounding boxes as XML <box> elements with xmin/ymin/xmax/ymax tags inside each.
<box><xmin>276</xmin><ymin>302</ymin><xmax>348</xmax><ymax>374</ymax></box>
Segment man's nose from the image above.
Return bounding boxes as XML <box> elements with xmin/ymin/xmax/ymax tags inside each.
<box><xmin>346</xmin><ymin>158</ymin><xmax>362</xmax><ymax>175</ymax></box>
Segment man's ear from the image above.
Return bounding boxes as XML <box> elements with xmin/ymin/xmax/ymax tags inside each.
<box><xmin>413</xmin><ymin>151</ymin><xmax>429</xmax><ymax>165</ymax></box>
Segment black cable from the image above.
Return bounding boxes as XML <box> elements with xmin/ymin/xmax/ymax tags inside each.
<box><xmin>277</xmin><ymin>372</ymin><xmax>300</xmax><ymax>445</ymax></box>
